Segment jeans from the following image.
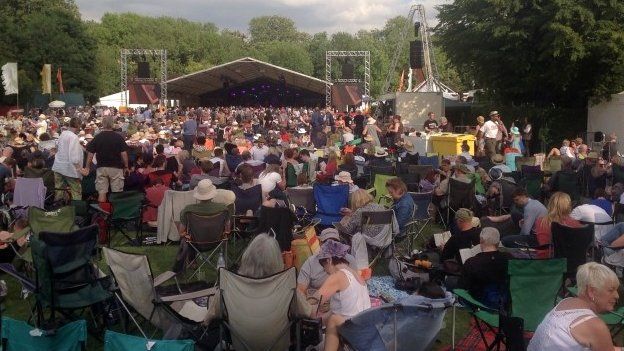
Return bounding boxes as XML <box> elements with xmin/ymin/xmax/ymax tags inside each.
<box><xmin>601</xmin><ymin>222</ymin><xmax>624</xmax><ymax>245</ymax></box>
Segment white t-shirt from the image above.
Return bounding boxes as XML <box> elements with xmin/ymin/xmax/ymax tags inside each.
<box><xmin>570</xmin><ymin>204</ymin><xmax>613</xmax><ymax>240</ymax></box>
<box><xmin>258</xmin><ymin>171</ymin><xmax>282</xmax><ymax>194</ymax></box>
<box><xmin>482</xmin><ymin>120</ymin><xmax>498</xmax><ymax>139</ymax></box>
<box><xmin>250</xmin><ymin>145</ymin><xmax>269</xmax><ymax>161</ymax></box>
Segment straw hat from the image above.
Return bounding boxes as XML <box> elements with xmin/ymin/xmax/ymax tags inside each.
<box><xmin>491</xmin><ymin>154</ymin><xmax>505</xmax><ymax>164</ymax></box>
<box><xmin>488</xmin><ymin>111</ymin><xmax>499</xmax><ymax>117</ymax></box>
<box><xmin>403</xmin><ymin>140</ymin><xmax>415</xmax><ymax>153</ymax></box>
<box><xmin>374</xmin><ymin>147</ymin><xmax>388</xmax><ymax>157</ymax></box>
<box><xmin>454</xmin><ymin>163</ymin><xmax>473</xmax><ymax>174</ymax></box>
<box><xmin>335</xmin><ymin>171</ymin><xmax>354</xmax><ymax>183</ymax></box>
<box><xmin>193</xmin><ymin>179</ymin><xmax>217</xmax><ymax>201</ymax></box>
<box><xmin>297</xmin><ymin>127</ymin><xmax>306</xmax><ymax>134</ymax></box>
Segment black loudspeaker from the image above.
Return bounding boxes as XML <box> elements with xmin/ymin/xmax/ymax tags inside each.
<box><xmin>594</xmin><ymin>131</ymin><xmax>604</xmax><ymax>143</ymax></box>
<box><xmin>137</xmin><ymin>62</ymin><xmax>150</xmax><ymax>78</ymax></box>
<box><xmin>341</xmin><ymin>59</ymin><xmax>354</xmax><ymax>79</ymax></box>
<box><xmin>410</xmin><ymin>41</ymin><xmax>423</xmax><ymax>69</ymax></box>
<box><xmin>414</xmin><ymin>22</ymin><xmax>421</xmax><ymax>36</ymax></box>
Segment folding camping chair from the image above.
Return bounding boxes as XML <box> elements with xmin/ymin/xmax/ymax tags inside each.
<box><xmin>521</xmin><ymin>171</ymin><xmax>543</xmax><ymax>201</ymax></box>
<box><xmin>407</xmin><ymin>192</ymin><xmax>434</xmax><ymax>251</ymax></box>
<box><xmin>445</xmin><ymin>178</ymin><xmax>476</xmax><ymax>225</ymax></box>
<box><xmin>92</xmin><ymin>190</ymin><xmax>146</xmax><ymax>246</ymax></box>
<box><xmin>28</xmin><ymin>206</ymin><xmax>76</xmax><ymax>236</ymax></box>
<box><xmin>361</xmin><ymin>210</ymin><xmax>398</xmax><ymax>268</ymax></box>
<box><xmin>30</xmin><ymin>224</ymin><xmax>112</xmax><ymax>327</ymax></box>
<box><xmin>454</xmin><ymin>258</ymin><xmax>567</xmax><ymax>350</ymax></box>
<box><xmin>551</xmin><ymin>222</ymin><xmax>594</xmax><ymax>282</ymax></box>
<box><xmin>398</xmin><ymin>173</ymin><xmax>420</xmax><ymax>192</ymax></box>
<box><xmin>1</xmin><ymin>317</ymin><xmax>86</xmax><ymax>351</ymax></box>
<box><xmin>183</xmin><ymin>211</ymin><xmax>230</xmax><ymax>280</ymax></box>
<box><xmin>339</xmin><ymin>293</ymin><xmax>455</xmax><ymax>351</ymax></box>
<box><xmin>286</xmin><ymin>187</ymin><xmax>316</xmax><ymax>217</ymax></box>
<box><xmin>232</xmin><ymin>184</ymin><xmax>262</xmax><ymax>215</ymax></box>
<box><xmin>257</xmin><ymin>205</ymin><xmax>297</xmax><ymax>251</ymax></box>
<box><xmin>418</xmin><ymin>155</ymin><xmax>439</xmax><ymax>169</ymax></box>
<box><xmin>515</xmin><ymin>157</ymin><xmax>536</xmax><ymax>174</ymax></box>
<box><xmin>9</xmin><ymin>178</ymin><xmax>46</xmax><ymax>222</ymax></box>
<box><xmin>103</xmin><ymin>248</ymin><xmax>216</xmax><ymax>342</ymax></box>
<box><xmin>313</xmin><ymin>184</ymin><xmax>349</xmax><ymax>226</ymax></box>
<box><xmin>371</xmin><ymin>173</ymin><xmax>395</xmax><ymax>207</ymax></box>
<box><xmin>552</xmin><ymin>171</ymin><xmax>581</xmax><ymax>202</ymax></box>
<box><xmin>218</xmin><ymin>267</ymin><xmax>301</xmax><ymax>351</ymax></box>
<box><xmin>104</xmin><ymin>330</ymin><xmax>195</xmax><ymax>351</ymax></box>
<box><xmin>407</xmin><ymin>165</ymin><xmax>434</xmax><ymax>180</ymax></box>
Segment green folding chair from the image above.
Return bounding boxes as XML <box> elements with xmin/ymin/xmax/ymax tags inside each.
<box><xmin>104</xmin><ymin>330</ymin><xmax>194</xmax><ymax>351</ymax></box>
<box><xmin>28</xmin><ymin>206</ymin><xmax>76</xmax><ymax>236</ymax></box>
<box><xmin>372</xmin><ymin>174</ymin><xmax>395</xmax><ymax>207</ymax></box>
<box><xmin>1</xmin><ymin>317</ymin><xmax>86</xmax><ymax>351</ymax></box>
<box><xmin>92</xmin><ymin>191</ymin><xmax>146</xmax><ymax>246</ymax></box>
<box><xmin>454</xmin><ymin>258</ymin><xmax>567</xmax><ymax>349</ymax></box>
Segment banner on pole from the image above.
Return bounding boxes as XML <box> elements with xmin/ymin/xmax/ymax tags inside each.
<box><xmin>41</xmin><ymin>64</ymin><xmax>52</xmax><ymax>94</ymax></box>
<box><xmin>57</xmin><ymin>67</ymin><xmax>64</xmax><ymax>94</ymax></box>
<box><xmin>1</xmin><ymin>62</ymin><xmax>18</xmax><ymax>95</ymax></box>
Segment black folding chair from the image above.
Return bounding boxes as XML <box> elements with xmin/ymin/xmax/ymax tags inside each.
<box><xmin>184</xmin><ymin>211</ymin><xmax>229</xmax><ymax>280</ymax></box>
<box><xmin>446</xmin><ymin>178</ymin><xmax>476</xmax><ymax>224</ymax></box>
<box><xmin>551</xmin><ymin>222</ymin><xmax>594</xmax><ymax>283</ymax></box>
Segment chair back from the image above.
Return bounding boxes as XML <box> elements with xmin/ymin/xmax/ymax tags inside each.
<box><xmin>109</xmin><ymin>191</ymin><xmax>145</xmax><ymax>220</ymax></box>
<box><xmin>398</xmin><ymin>173</ymin><xmax>419</xmax><ymax>192</ymax></box>
<box><xmin>521</xmin><ymin>165</ymin><xmax>541</xmax><ymax>175</ymax></box>
<box><xmin>508</xmin><ymin>258</ymin><xmax>566</xmax><ymax>331</ymax></box>
<box><xmin>515</xmin><ymin>157</ymin><xmax>536</xmax><ymax>173</ymax></box>
<box><xmin>219</xmin><ymin>268</ymin><xmax>297</xmax><ymax>351</ymax></box>
<box><xmin>232</xmin><ymin>185</ymin><xmax>262</xmax><ymax>215</ymax></box>
<box><xmin>612</xmin><ymin>164</ymin><xmax>624</xmax><ymax>184</ymax></box>
<box><xmin>499</xmin><ymin>179</ymin><xmax>518</xmax><ymax>209</ymax></box>
<box><xmin>1</xmin><ymin>317</ymin><xmax>86</xmax><ymax>351</ymax></box>
<box><xmin>104</xmin><ymin>330</ymin><xmax>194</xmax><ymax>351</ymax></box>
<box><xmin>522</xmin><ymin>172</ymin><xmax>543</xmax><ymax>199</ymax></box>
<box><xmin>373</xmin><ymin>173</ymin><xmax>395</xmax><ymax>204</ymax></box>
<box><xmin>102</xmin><ymin>247</ymin><xmax>170</xmax><ymax>331</ymax></box>
<box><xmin>339</xmin><ymin>293</ymin><xmax>453</xmax><ymax>351</ymax></box>
<box><xmin>448</xmin><ymin>178</ymin><xmax>475</xmax><ymax>210</ymax></box>
<box><xmin>369</xmin><ymin>165</ymin><xmax>394</xmax><ymax>178</ymax></box>
<box><xmin>250</xmin><ymin>164</ymin><xmax>267</xmax><ymax>178</ymax></box>
<box><xmin>257</xmin><ymin>206</ymin><xmax>296</xmax><ymax>251</ymax></box>
<box><xmin>186</xmin><ymin>211</ymin><xmax>229</xmax><ymax>250</ymax></box>
<box><xmin>554</xmin><ymin>171</ymin><xmax>580</xmax><ymax>201</ymax></box>
<box><xmin>13</xmin><ymin>177</ymin><xmax>46</xmax><ymax>210</ymax></box>
<box><xmin>32</xmin><ymin>225</ymin><xmax>110</xmax><ymax>310</ymax></box>
<box><xmin>361</xmin><ymin>210</ymin><xmax>394</xmax><ymax>226</ymax></box>
<box><xmin>28</xmin><ymin>206</ymin><xmax>75</xmax><ymax>236</ymax></box>
<box><xmin>551</xmin><ymin>222</ymin><xmax>594</xmax><ymax>277</ymax></box>
<box><xmin>418</xmin><ymin>155</ymin><xmax>439</xmax><ymax>169</ymax></box>
<box><xmin>286</xmin><ymin>187</ymin><xmax>316</xmax><ymax>213</ymax></box>
<box><xmin>313</xmin><ymin>184</ymin><xmax>349</xmax><ymax>225</ymax></box>
<box><xmin>208</xmin><ymin>161</ymin><xmax>221</xmax><ymax>177</ymax></box>
<box><xmin>547</xmin><ymin>156</ymin><xmax>562</xmax><ymax>172</ymax></box>
<box><xmin>409</xmin><ymin>192</ymin><xmax>433</xmax><ymax>221</ymax></box>
<box><xmin>407</xmin><ymin>165</ymin><xmax>433</xmax><ymax>180</ymax></box>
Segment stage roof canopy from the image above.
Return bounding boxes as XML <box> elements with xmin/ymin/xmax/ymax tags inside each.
<box><xmin>167</xmin><ymin>57</ymin><xmax>329</xmax><ymax>98</ymax></box>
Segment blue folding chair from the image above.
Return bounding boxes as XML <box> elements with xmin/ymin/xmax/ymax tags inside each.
<box><xmin>313</xmin><ymin>184</ymin><xmax>349</xmax><ymax>226</ymax></box>
<box><xmin>104</xmin><ymin>330</ymin><xmax>194</xmax><ymax>351</ymax></box>
<box><xmin>418</xmin><ymin>155</ymin><xmax>439</xmax><ymax>169</ymax></box>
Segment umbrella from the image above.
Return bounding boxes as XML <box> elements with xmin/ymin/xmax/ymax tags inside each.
<box><xmin>49</xmin><ymin>100</ymin><xmax>66</xmax><ymax>108</ymax></box>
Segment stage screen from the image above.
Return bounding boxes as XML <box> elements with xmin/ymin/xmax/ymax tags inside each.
<box><xmin>129</xmin><ymin>83</ymin><xmax>160</xmax><ymax>105</ymax></box>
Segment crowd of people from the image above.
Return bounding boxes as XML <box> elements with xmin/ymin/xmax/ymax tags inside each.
<box><xmin>0</xmin><ymin>103</ymin><xmax>622</xmax><ymax>350</ymax></box>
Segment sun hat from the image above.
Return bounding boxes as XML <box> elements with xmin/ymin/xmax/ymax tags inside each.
<box><xmin>193</xmin><ymin>179</ymin><xmax>217</xmax><ymax>201</ymax></box>
<box><xmin>374</xmin><ymin>147</ymin><xmax>388</xmax><ymax>157</ymax></box>
<box><xmin>317</xmin><ymin>240</ymin><xmax>351</xmax><ymax>260</ymax></box>
<box><xmin>455</xmin><ymin>208</ymin><xmax>474</xmax><ymax>222</ymax></box>
<box><xmin>454</xmin><ymin>163</ymin><xmax>473</xmax><ymax>174</ymax></box>
<box><xmin>335</xmin><ymin>171</ymin><xmax>354</xmax><ymax>183</ymax></box>
<box><xmin>297</xmin><ymin>127</ymin><xmax>306</xmax><ymax>134</ymax></box>
<box><xmin>318</xmin><ymin>228</ymin><xmax>340</xmax><ymax>242</ymax></box>
<box><xmin>510</xmin><ymin>126</ymin><xmax>520</xmax><ymax>135</ymax></box>
<box><xmin>491</xmin><ymin>154</ymin><xmax>505</xmax><ymax>164</ymax></box>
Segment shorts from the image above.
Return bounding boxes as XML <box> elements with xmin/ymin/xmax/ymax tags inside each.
<box><xmin>95</xmin><ymin>167</ymin><xmax>125</xmax><ymax>194</ymax></box>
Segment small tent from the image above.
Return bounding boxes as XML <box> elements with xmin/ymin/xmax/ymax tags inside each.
<box><xmin>98</xmin><ymin>90</ymin><xmax>145</xmax><ymax>109</ymax></box>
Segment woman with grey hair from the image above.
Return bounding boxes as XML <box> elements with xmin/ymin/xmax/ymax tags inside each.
<box><xmin>238</xmin><ymin>233</ymin><xmax>284</xmax><ymax>278</ymax></box>
<box><xmin>528</xmin><ymin>262</ymin><xmax>620</xmax><ymax>350</ymax></box>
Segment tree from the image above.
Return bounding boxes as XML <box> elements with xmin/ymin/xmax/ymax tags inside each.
<box><xmin>435</xmin><ymin>0</ymin><xmax>624</xmax><ymax>107</ymax></box>
<box><xmin>248</xmin><ymin>16</ymin><xmax>304</xmax><ymax>43</ymax></box>
<box><xmin>257</xmin><ymin>41</ymin><xmax>313</xmax><ymax>76</ymax></box>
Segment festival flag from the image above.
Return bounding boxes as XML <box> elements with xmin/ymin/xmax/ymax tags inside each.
<box><xmin>40</xmin><ymin>64</ymin><xmax>52</xmax><ymax>94</ymax></box>
<box><xmin>1</xmin><ymin>62</ymin><xmax>18</xmax><ymax>95</ymax></box>
<box><xmin>57</xmin><ymin>66</ymin><xmax>64</xmax><ymax>94</ymax></box>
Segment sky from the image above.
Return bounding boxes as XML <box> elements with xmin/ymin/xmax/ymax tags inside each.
<box><xmin>75</xmin><ymin>0</ymin><xmax>450</xmax><ymax>34</ymax></box>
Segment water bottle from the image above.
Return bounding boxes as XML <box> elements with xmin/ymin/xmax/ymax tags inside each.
<box><xmin>217</xmin><ymin>252</ymin><xmax>226</xmax><ymax>270</ymax></box>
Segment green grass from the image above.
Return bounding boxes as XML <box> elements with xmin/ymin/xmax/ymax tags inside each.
<box><xmin>1</xmin><ymin>225</ymin><xmax>471</xmax><ymax>350</ymax></box>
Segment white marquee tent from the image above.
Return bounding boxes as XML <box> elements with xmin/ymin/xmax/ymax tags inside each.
<box><xmin>587</xmin><ymin>91</ymin><xmax>624</xmax><ymax>141</ymax></box>
<box><xmin>98</xmin><ymin>90</ymin><xmax>145</xmax><ymax>109</ymax></box>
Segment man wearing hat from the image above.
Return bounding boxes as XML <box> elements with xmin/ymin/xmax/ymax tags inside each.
<box><xmin>250</xmin><ymin>136</ymin><xmax>269</xmax><ymax>162</ymax></box>
<box><xmin>174</xmin><ymin>179</ymin><xmax>230</xmax><ymax>272</ymax></box>
<box><xmin>490</xmin><ymin>154</ymin><xmax>511</xmax><ymax>173</ymax></box>
<box><xmin>296</xmin><ymin>228</ymin><xmax>356</xmax><ymax>295</ymax></box>
<box><xmin>435</xmin><ymin>163</ymin><xmax>473</xmax><ymax>199</ymax></box>
<box><xmin>482</xmin><ymin>111</ymin><xmax>500</xmax><ymax>159</ymax></box>
<box><xmin>439</xmin><ymin>208</ymin><xmax>481</xmax><ymax>263</ymax></box>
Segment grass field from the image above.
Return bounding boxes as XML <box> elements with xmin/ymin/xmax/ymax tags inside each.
<box><xmin>1</xmin><ymin>224</ymin><xmax>471</xmax><ymax>350</ymax></box>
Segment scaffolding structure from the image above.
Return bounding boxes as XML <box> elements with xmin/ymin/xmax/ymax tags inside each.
<box><xmin>120</xmin><ymin>49</ymin><xmax>168</xmax><ymax>107</ymax></box>
<box><xmin>325</xmin><ymin>51</ymin><xmax>370</xmax><ymax>107</ymax></box>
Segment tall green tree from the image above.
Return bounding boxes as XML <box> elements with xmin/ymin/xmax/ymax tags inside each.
<box><xmin>435</xmin><ymin>0</ymin><xmax>624</xmax><ymax>107</ymax></box>
<box><xmin>248</xmin><ymin>16</ymin><xmax>306</xmax><ymax>43</ymax></box>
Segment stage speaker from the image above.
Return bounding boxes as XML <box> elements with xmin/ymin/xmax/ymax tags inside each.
<box><xmin>341</xmin><ymin>59</ymin><xmax>354</xmax><ymax>79</ymax></box>
<box><xmin>137</xmin><ymin>62</ymin><xmax>150</xmax><ymax>78</ymax></box>
<box><xmin>594</xmin><ymin>131</ymin><xmax>604</xmax><ymax>143</ymax></box>
<box><xmin>410</xmin><ymin>40</ymin><xmax>423</xmax><ymax>69</ymax></box>
<box><xmin>414</xmin><ymin>22</ymin><xmax>421</xmax><ymax>36</ymax></box>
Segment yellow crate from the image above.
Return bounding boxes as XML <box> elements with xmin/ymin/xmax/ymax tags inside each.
<box><xmin>430</xmin><ymin>133</ymin><xmax>476</xmax><ymax>156</ymax></box>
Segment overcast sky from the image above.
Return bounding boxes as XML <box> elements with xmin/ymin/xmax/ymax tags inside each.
<box><xmin>76</xmin><ymin>0</ymin><xmax>450</xmax><ymax>34</ymax></box>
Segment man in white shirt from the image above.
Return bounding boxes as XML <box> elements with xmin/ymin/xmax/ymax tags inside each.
<box><xmin>52</xmin><ymin>117</ymin><xmax>88</xmax><ymax>201</ymax></box>
<box><xmin>482</xmin><ymin>111</ymin><xmax>500</xmax><ymax>159</ymax></box>
<box><xmin>570</xmin><ymin>204</ymin><xmax>613</xmax><ymax>241</ymax></box>
<box><xmin>250</xmin><ymin>137</ymin><xmax>269</xmax><ymax>162</ymax></box>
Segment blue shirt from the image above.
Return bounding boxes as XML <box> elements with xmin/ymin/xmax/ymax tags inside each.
<box><xmin>183</xmin><ymin>119</ymin><xmax>197</xmax><ymax>136</ymax></box>
<box><xmin>591</xmin><ymin>198</ymin><xmax>613</xmax><ymax>216</ymax></box>
<box><xmin>393</xmin><ymin>193</ymin><xmax>415</xmax><ymax>235</ymax></box>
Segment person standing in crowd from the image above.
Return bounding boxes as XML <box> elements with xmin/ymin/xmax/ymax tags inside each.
<box><xmin>86</xmin><ymin>116</ymin><xmax>129</xmax><ymax>203</ymax></box>
<box><xmin>423</xmin><ymin>112</ymin><xmax>438</xmax><ymax>132</ymax></box>
<box><xmin>439</xmin><ymin>116</ymin><xmax>453</xmax><ymax>133</ymax></box>
<box><xmin>181</xmin><ymin>114</ymin><xmax>197</xmax><ymax>151</ymax></box>
<box><xmin>352</xmin><ymin>109</ymin><xmax>365</xmax><ymax>139</ymax></box>
<box><xmin>522</xmin><ymin>117</ymin><xmax>532</xmax><ymax>156</ymax></box>
<box><xmin>475</xmin><ymin>115</ymin><xmax>486</xmax><ymax>156</ymax></box>
<box><xmin>363</xmin><ymin>117</ymin><xmax>382</xmax><ymax>147</ymax></box>
<box><xmin>495</xmin><ymin>113</ymin><xmax>508</xmax><ymax>153</ymax></box>
<box><xmin>482</xmin><ymin>111</ymin><xmax>500</xmax><ymax>159</ymax></box>
<box><xmin>250</xmin><ymin>136</ymin><xmax>269</xmax><ymax>162</ymax></box>
<box><xmin>52</xmin><ymin>117</ymin><xmax>88</xmax><ymax>201</ymax></box>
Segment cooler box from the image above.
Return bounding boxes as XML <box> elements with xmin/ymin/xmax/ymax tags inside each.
<box><xmin>430</xmin><ymin>133</ymin><xmax>476</xmax><ymax>156</ymax></box>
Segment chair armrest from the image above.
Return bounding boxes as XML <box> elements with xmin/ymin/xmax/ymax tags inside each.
<box><xmin>159</xmin><ymin>286</ymin><xmax>217</xmax><ymax>303</ymax></box>
<box><xmin>153</xmin><ymin>271</ymin><xmax>177</xmax><ymax>287</ymax></box>
<box><xmin>90</xmin><ymin>203</ymin><xmax>110</xmax><ymax>215</ymax></box>
<box><xmin>453</xmin><ymin>289</ymin><xmax>498</xmax><ymax>313</ymax></box>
